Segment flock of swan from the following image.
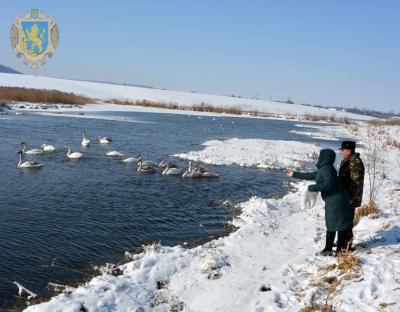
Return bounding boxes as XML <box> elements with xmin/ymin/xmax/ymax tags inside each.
<box><xmin>17</xmin><ymin>131</ymin><xmax>219</xmax><ymax>178</ymax></box>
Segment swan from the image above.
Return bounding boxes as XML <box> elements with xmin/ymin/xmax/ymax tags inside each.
<box><xmin>16</xmin><ymin>151</ymin><xmax>43</xmax><ymax>168</ymax></box>
<box><xmin>106</xmin><ymin>150</ymin><xmax>125</xmax><ymax>157</ymax></box>
<box><xmin>188</xmin><ymin>160</ymin><xmax>207</xmax><ymax>173</ymax></box>
<box><xmin>182</xmin><ymin>160</ymin><xmax>219</xmax><ymax>178</ymax></box>
<box><xmin>162</xmin><ymin>166</ymin><xmax>183</xmax><ymax>176</ymax></box>
<box><xmin>41</xmin><ymin>144</ymin><xmax>55</xmax><ymax>152</ymax></box>
<box><xmin>97</xmin><ymin>136</ymin><xmax>112</xmax><ymax>144</ymax></box>
<box><xmin>20</xmin><ymin>142</ymin><xmax>44</xmax><ymax>155</ymax></box>
<box><xmin>137</xmin><ymin>159</ymin><xmax>156</xmax><ymax>173</ymax></box>
<box><xmin>81</xmin><ymin>130</ymin><xmax>90</xmax><ymax>146</ymax></box>
<box><xmin>121</xmin><ymin>156</ymin><xmax>138</xmax><ymax>163</ymax></box>
<box><xmin>159</xmin><ymin>160</ymin><xmax>177</xmax><ymax>169</ymax></box>
<box><xmin>64</xmin><ymin>146</ymin><xmax>82</xmax><ymax>159</ymax></box>
<box><xmin>137</xmin><ymin>155</ymin><xmax>157</xmax><ymax>167</ymax></box>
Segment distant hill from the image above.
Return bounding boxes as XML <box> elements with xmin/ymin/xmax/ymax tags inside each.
<box><xmin>0</xmin><ymin>65</ymin><xmax>23</xmax><ymax>74</ymax></box>
<box><xmin>73</xmin><ymin>78</ymin><xmax>155</xmax><ymax>89</ymax></box>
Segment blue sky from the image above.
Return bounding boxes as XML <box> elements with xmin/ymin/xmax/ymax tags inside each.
<box><xmin>0</xmin><ymin>1</ymin><xmax>399</xmax><ymax>112</ymax></box>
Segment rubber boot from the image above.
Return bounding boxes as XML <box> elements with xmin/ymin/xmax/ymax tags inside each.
<box><xmin>336</xmin><ymin>228</ymin><xmax>353</xmax><ymax>253</ymax></box>
<box><xmin>319</xmin><ymin>231</ymin><xmax>335</xmax><ymax>256</ymax></box>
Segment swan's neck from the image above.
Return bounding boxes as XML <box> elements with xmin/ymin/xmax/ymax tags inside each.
<box><xmin>66</xmin><ymin>147</ymin><xmax>71</xmax><ymax>155</ymax></box>
<box><xmin>21</xmin><ymin>145</ymin><xmax>26</xmax><ymax>153</ymax></box>
<box><xmin>137</xmin><ymin>160</ymin><xmax>142</xmax><ymax>171</ymax></box>
<box><xmin>18</xmin><ymin>154</ymin><xmax>22</xmax><ymax>166</ymax></box>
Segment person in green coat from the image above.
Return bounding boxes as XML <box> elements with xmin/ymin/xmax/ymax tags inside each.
<box><xmin>287</xmin><ymin>148</ymin><xmax>353</xmax><ymax>256</ymax></box>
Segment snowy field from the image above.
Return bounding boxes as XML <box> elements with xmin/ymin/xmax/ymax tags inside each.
<box><xmin>20</xmin><ymin>122</ymin><xmax>400</xmax><ymax>312</ymax></box>
<box><xmin>0</xmin><ymin>73</ymin><xmax>374</xmax><ymax>121</ymax></box>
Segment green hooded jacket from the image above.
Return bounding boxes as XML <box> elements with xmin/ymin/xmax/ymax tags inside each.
<box><xmin>292</xmin><ymin>149</ymin><xmax>353</xmax><ymax>231</ymax></box>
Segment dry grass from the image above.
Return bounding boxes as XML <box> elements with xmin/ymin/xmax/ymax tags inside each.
<box><xmin>0</xmin><ymin>87</ymin><xmax>93</xmax><ymax>105</ymax></box>
<box><xmin>384</xmin><ymin>138</ymin><xmax>400</xmax><ymax>149</ymax></box>
<box><xmin>299</xmin><ymin>304</ymin><xmax>333</xmax><ymax>312</ymax></box>
<box><xmin>368</xmin><ymin>119</ymin><xmax>400</xmax><ymax>126</ymax></box>
<box><xmin>379</xmin><ymin>302</ymin><xmax>396</xmax><ymax>308</ymax></box>
<box><xmin>192</xmin><ymin>103</ymin><xmax>242</xmax><ymax>115</ymax></box>
<box><xmin>302</xmin><ymin>114</ymin><xmax>351</xmax><ymax>124</ymax></box>
<box><xmin>106</xmin><ymin>98</ymin><xmax>243</xmax><ymax>115</ymax></box>
<box><xmin>323</xmin><ymin>276</ymin><xmax>341</xmax><ymax>295</ymax></box>
<box><xmin>336</xmin><ymin>252</ymin><xmax>361</xmax><ymax>275</ymax></box>
<box><xmin>105</xmin><ymin>99</ymin><xmax>357</xmax><ymax>123</ymax></box>
<box><xmin>353</xmin><ymin>201</ymin><xmax>379</xmax><ymax>226</ymax></box>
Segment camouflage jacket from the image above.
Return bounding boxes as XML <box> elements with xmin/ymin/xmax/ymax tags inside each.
<box><xmin>339</xmin><ymin>153</ymin><xmax>365</xmax><ymax>209</ymax></box>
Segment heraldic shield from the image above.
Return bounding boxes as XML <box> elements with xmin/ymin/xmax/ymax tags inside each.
<box><xmin>10</xmin><ymin>9</ymin><xmax>59</xmax><ymax>70</ymax></box>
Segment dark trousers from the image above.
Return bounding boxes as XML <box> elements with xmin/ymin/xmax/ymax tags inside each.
<box><xmin>323</xmin><ymin>229</ymin><xmax>353</xmax><ymax>252</ymax></box>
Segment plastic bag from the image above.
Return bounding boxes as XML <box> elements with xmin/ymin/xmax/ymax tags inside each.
<box><xmin>301</xmin><ymin>188</ymin><xmax>318</xmax><ymax>210</ymax></box>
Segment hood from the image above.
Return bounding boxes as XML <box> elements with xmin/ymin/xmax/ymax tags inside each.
<box><xmin>316</xmin><ymin>148</ymin><xmax>336</xmax><ymax>169</ymax></box>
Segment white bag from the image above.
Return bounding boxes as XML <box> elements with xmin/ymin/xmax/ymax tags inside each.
<box><xmin>301</xmin><ymin>188</ymin><xmax>318</xmax><ymax>210</ymax></box>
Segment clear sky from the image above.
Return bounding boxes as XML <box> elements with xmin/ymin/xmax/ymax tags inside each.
<box><xmin>0</xmin><ymin>1</ymin><xmax>399</xmax><ymax>112</ymax></box>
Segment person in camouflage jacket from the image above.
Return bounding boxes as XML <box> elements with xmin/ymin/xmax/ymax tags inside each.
<box><xmin>339</xmin><ymin>141</ymin><xmax>365</xmax><ymax>212</ymax></box>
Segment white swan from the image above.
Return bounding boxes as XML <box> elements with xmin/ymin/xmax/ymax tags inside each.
<box><xmin>137</xmin><ymin>159</ymin><xmax>156</xmax><ymax>173</ymax></box>
<box><xmin>16</xmin><ymin>151</ymin><xmax>43</xmax><ymax>169</ymax></box>
<box><xmin>106</xmin><ymin>150</ymin><xmax>125</xmax><ymax>157</ymax></box>
<box><xmin>81</xmin><ymin>130</ymin><xmax>90</xmax><ymax>146</ymax></box>
<box><xmin>41</xmin><ymin>144</ymin><xmax>55</xmax><ymax>152</ymax></box>
<box><xmin>20</xmin><ymin>142</ymin><xmax>44</xmax><ymax>155</ymax></box>
<box><xmin>97</xmin><ymin>136</ymin><xmax>112</xmax><ymax>144</ymax></box>
<box><xmin>121</xmin><ymin>156</ymin><xmax>138</xmax><ymax>163</ymax></box>
<box><xmin>64</xmin><ymin>146</ymin><xmax>82</xmax><ymax>159</ymax></box>
<box><xmin>162</xmin><ymin>166</ymin><xmax>183</xmax><ymax>176</ymax></box>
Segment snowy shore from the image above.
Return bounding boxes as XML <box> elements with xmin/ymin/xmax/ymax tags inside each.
<box><xmin>22</xmin><ymin>123</ymin><xmax>400</xmax><ymax>312</ymax></box>
<box><xmin>0</xmin><ymin>73</ymin><xmax>374</xmax><ymax>121</ymax></box>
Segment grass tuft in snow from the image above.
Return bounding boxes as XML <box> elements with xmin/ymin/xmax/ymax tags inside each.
<box><xmin>336</xmin><ymin>251</ymin><xmax>361</xmax><ymax>277</ymax></box>
<box><xmin>353</xmin><ymin>201</ymin><xmax>379</xmax><ymax>226</ymax></box>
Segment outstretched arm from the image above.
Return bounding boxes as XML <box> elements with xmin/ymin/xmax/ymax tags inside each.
<box><xmin>287</xmin><ymin>170</ymin><xmax>317</xmax><ymax>180</ymax></box>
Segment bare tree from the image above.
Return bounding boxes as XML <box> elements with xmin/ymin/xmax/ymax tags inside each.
<box><xmin>363</xmin><ymin>126</ymin><xmax>387</xmax><ymax>205</ymax></box>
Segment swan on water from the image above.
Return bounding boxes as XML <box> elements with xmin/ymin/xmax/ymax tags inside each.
<box><xmin>182</xmin><ymin>160</ymin><xmax>219</xmax><ymax>178</ymax></box>
<box><xmin>159</xmin><ymin>160</ymin><xmax>177</xmax><ymax>169</ymax></box>
<box><xmin>121</xmin><ymin>156</ymin><xmax>138</xmax><ymax>163</ymax></box>
<box><xmin>137</xmin><ymin>159</ymin><xmax>157</xmax><ymax>173</ymax></box>
<box><xmin>106</xmin><ymin>150</ymin><xmax>125</xmax><ymax>157</ymax></box>
<box><xmin>64</xmin><ymin>146</ymin><xmax>83</xmax><ymax>159</ymax></box>
<box><xmin>16</xmin><ymin>151</ymin><xmax>43</xmax><ymax>169</ymax></box>
<box><xmin>97</xmin><ymin>136</ymin><xmax>112</xmax><ymax>144</ymax></box>
<box><xmin>162</xmin><ymin>166</ymin><xmax>183</xmax><ymax>176</ymax></box>
<box><xmin>41</xmin><ymin>144</ymin><xmax>55</xmax><ymax>152</ymax></box>
<box><xmin>20</xmin><ymin>142</ymin><xmax>44</xmax><ymax>155</ymax></box>
<box><xmin>137</xmin><ymin>155</ymin><xmax>157</xmax><ymax>167</ymax></box>
<box><xmin>81</xmin><ymin>130</ymin><xmax>90</xmax><ymax>146</ymax></box>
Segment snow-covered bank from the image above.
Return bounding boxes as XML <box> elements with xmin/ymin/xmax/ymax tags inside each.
<box><xmin>174</xmin><ymin>138</ymin><xmax>320</xmax><ymax>170</ymax></box>
<box><xmin>21</xmin><ymin>123</ymin><xmax>400</xmax><ymax>311</ymax></box>
<box><xmin>0</xmin><ymin>73</ymin><xmax>373</xmax><ymax>120</ymax></box>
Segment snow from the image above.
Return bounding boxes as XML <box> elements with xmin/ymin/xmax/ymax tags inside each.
<box><xmin>173</xmin><ymin>138</ymin><xmax>320</xmax><ymax>170</ymax></box>
<box><xmin>0</xmin><ymin>73</ymin><xmax>375</xmax><ymax>120</ymax></box>
<box><xmin>289</xmin><ymin>130</ymin><xmax>340</xmax><ymax>141</ymax></box>
<box><xmin>21</xmin><ymin>121</ymin><xmax>400</xmax><ymax>312</ymax></box>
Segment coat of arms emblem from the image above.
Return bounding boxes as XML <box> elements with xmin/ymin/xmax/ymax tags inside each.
<box><xmin>10</xmin><ymin>9</ymin><xmax>59</xmax><ymax>70</ymax></box>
